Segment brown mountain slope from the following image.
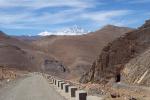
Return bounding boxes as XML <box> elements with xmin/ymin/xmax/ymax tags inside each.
<box><xmin>33</xmin><ymin>25</ymin><xmax>132</xmax><ymax>78</ymax></box>
<box><xmin>80</xmin><ymin>20</ymin><xmax>150</xmax><ymax>85</ymax></box>
<box><xmin>0</xmin><ymin>31</ymin><xmax>69</xmax><ymax>78</ymax></box>
<box><xmin>122</xmin><ymin>47</ymin><xmax>150</xmax><ymax>87</ymax></box>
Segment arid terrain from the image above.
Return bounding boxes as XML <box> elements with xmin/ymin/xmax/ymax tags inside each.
<box><xmin>0</xmin><ymin>0</ymin><xmax>150</xmax><ymax>100</ymax></box>
<box><xmin>0</xmin><ymin>20</ymin><xmax>150</xmax><ymax>100</ymax></box>
<box><xmin>0</xmin><ymin>31</ymin><xmax>69</xmax><ymax>78</ymax></box>
<box><xmin>0</xmin><ymin>25</ymin><xmax>132</xmax><ymax>80</ymax></box>
<box><xmin>33</xmin><ymin>25</ymin><xmax>132</xmax><ymax>79</ymax></box>
<box><xmin>79</xmin><ymin>20</ymin><xmax>150</xmax><ymax>99</ymax></box>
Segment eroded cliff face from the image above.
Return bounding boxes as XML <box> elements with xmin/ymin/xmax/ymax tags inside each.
<box><xmin>80</xmin><ymin>20</ymin><xmax>150</xmax><ymax>85</ymax></box>
<box><xmin>122</xmin><ymin>47</ymin><xmax>150</xmax><ymax>87</ymax></box>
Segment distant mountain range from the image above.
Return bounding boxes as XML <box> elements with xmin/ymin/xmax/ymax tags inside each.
<box><xmin>38</xmin><ymin>25</ymin><xmax>88</xmax><ymax>36</ymax></box>
<box><xmin>33</xmin><ymin>25</ymin><xmax>132</xmax><ymax>79</ymax></box>
<box><xmin>0</xmin><ymin>24</ymin><xmax>133</xmax><ymax>80</ymax></box>
<box><xmin>0</xmin><ymin>31</ymin><xmax>69</xmax><ymax>78</ymax></box>
<box><xmin>14</xmin><ymin>35</ymin><xmax>41</xmax><ymax>41</ymax></box>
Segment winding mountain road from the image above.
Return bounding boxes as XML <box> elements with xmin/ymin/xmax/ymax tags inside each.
<box><xmin>0</xmin><ymin>74</ymin><xmax>66</xmax><ymax>100</ymax></box>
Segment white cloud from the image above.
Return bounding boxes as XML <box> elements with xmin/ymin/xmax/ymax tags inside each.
<box><xmin>0</xmin><ymin>0</ymin><xmax>132</xmax><ymax>33</ymax></box>
<box><xmin>0</xmin><ymin>0</ymin><xmax>95</xmax><ymax>9</ymax></box>
<box><xmin>0</xmin><ymin>0</ymin><xmax>97</xmax><ymax>29</ymax></box>
<box><xmin>0</xmin><ymin>9</ymin><xmax>132</xmax><ymax>30</ymax></box>
<box><xmin>0</xmin><ymin>9</ymin><xmax>80</xmax><ymax>29</ymax></box>
<box><xmin>79</xmin><ymin>10</ymin><xmax>131</xmax><ymax>27</ymax></box>
<box><xmin>81</xmin><ymin>10</ymin><xmax>130</xmax><ymax>22</ymax></box>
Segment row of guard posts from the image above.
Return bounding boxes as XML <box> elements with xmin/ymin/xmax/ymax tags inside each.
<box><xmin>51</xmin><ymin>77</ymin><xmax>87</xmax><ymax>100</ymax></box>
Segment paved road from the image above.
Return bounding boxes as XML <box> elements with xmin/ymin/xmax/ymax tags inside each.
<box><xmin>0</xmin><ymin>74</ymin><xmax>66</xmax><ymax>100</ymax></box>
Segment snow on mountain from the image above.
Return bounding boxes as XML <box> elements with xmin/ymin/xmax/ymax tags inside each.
<box><xmin>38</xmin><ymin>31</ymin><xmax>53</xmax><ymax>36</ymax></box>
<box><xmin>38</xmin><ymin>25</ymin><xmax>88</xmax><ymax>36</ymax></box>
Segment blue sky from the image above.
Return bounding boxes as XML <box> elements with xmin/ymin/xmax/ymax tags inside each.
<box><xmin>0</xmin><ymin>0</ymin><xmax>150</xmax><ymax>36</ymax></box>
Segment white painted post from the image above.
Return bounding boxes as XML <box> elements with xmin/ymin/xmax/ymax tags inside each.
<box><xmin>54</xmin><ymin>79</ymin><xmax>57</xmax><ymax>85</ymax></box>
<box><xmin>49</xmin><ymin>78</ymin><xmax>53</xmax><ymax>84</ymax></box>
<box><xmin>63</xmin><ymin>84</ymin><xmax>71</xmax><ymax>93</ymax></box>
<box><xmin>52</xmin><ymin>78</ymin><xmax>54</xmax><ymax>83</ymax></box>
<box><xmin>76</xmin><ymin>90</ymin><xmax>87</xmax><ymax>100</ymax></box>
<box><xmin>60</xmin><ymin>82</ymin><xmax>65</xmax><ymax>90</ymax></box>
<box><xmin>69</xmin><ymin>86</ymin><xmax>78</xmax><ymax>97</ymax></box>
<box><xmin>57</xmin><ymin>80</ymin><xmax>62</xmax><ymax>87</ymax></box>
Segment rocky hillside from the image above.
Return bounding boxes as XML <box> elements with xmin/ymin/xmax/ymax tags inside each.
<box><xmin>122</xmin><ymin>47</ymin><xmax>150</xmax><ymax>87</ymax></box>
<box><xmin>0</xmin><ymin>31</ymin><xmax>69</xmax><ymax>78</ymax></box>
<box><xmin>0</xmin><ymin>67</ymin><xmax>17</xmax><ymax>81</ymax></box>
<box><xmin>33</xmin><ymin>25</ymin><xmax>132</xmax><ymax>78</ymax></box>
<box><xmin>80</xmin><ymin>19</ymin><xmax>150</xmax><ymax>85</ymax></box>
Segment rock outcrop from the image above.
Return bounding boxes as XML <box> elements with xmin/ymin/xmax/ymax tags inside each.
<box><xmin>122</xmin><ymin>47</ymin><xmax>150</xmax><ymax>86</ymax></box>
<box><xmin>80</xmin><ymin>19</ymin><xmax>150</xmax><ymax>85</ymax></box>
<box><xmin>139</xmin><ymin>19</ymin><xmax>150</xmax><ymax>29</ymax></box>
<box><xmin>0</xmin><ymin>67</ymin><xmax>17</xmax><ymax>80</ymax></box>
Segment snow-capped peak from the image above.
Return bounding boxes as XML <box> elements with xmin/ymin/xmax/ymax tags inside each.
<box><xmin>38</xmin><ymin>25</ymin><xmax>88</xmax><ymax>36</ymax></box>
<box><xmin>38</xmin><ymin>31</ymin><xmax>53</xmax><ymax>36</ymax></box>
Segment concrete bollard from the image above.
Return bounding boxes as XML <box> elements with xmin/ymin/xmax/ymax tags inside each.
<box><xmin>52</xmin><ymin>78</ymin><xmax>54</xmax><ymax>83</ymax></box>
<box><xmin>60</xmin><ymin>82</ymin><xmax>65</xmax><ymax>90</ymax></box>
<box><xmin>57</xmin><ymin>80</ymin><xmax>62</xmax><ymax>87</ymax></box>
<box><xmin>47</xmin><ymin>75</ymin><xmax>51</xmax><ymax>79</ymax></box>
<box><xmin>53</xmin><ymin>79</ymin><xmax>55</xmax><ymax>84</ymax></box>
<box><xmin>50</xmin><ymin>78</ymin><xmax>52</xmax><ymax>83</ymax></box>
<box><xmin>59</xmin><ymin>81</ymin><xmax>63</xmax><ymax>88</ymax></box>
<box><xmin>54</xmin><ymin>79</ymin><xmax>55</xmax><ymax>85</ymax></box>
<box><xmin>69</xmin><ymin>86</ymin><xmax>78</xmax><ymax>97</ymax></box>
<box><xmin>54</xmin><ymin>79</ymin><xmax>57</xmax><ymax>85</ymax></box>
<box><xmin>59</xmin><ymin>82</ymin><xmax>64</xmax><ymax>89</ymax></box>
<box><xmin>63</xmin><ymin>84</ymin><xmax>71</xmax><ymax>93</ymax></box>
<box><xmin>49</xmin><ymin>78</ymin><xmax>53</xmax><ymax>84</ymax></box>
<box><xmin>76</xmin><ymin>90</ymin><xmax>87</xmax><ymax>100</ymax></box>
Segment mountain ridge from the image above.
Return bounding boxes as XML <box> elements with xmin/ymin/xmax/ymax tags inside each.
<box><xmin>0</xmin><ymin>31</ymin><xmax>69</xmax><ymax>78</ymax></box>
<box><xmin>33</xmin><ymin>25</ymin><xmax>132</xmax><ymax>79</ymax></box>
<box><xmin>80</xmin><ymin>19</ymin><xmax>150</xmax><ymax>86</ymax></box>
<box><xmin>38</xmin><ymin>25</ymin><xmax>88</xmax><ymax>36</ymax></box>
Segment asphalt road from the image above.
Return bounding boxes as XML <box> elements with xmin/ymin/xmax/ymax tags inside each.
<box><xmin>0</xmin><ymin>74</ymin><xmax>66</xmax><ymax>100</ymax></box>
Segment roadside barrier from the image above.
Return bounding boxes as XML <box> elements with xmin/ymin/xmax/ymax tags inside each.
<box><xmin>69</xmin><ymin>86</ymin><xmax>78</xmax><ymax>97</ymax></box>
<box><xmin>60</xmin><ymin>82</ymin><xmax>65</xmax><ymax>90</ymax></box>
<box><xmin>57</xmin><ymin>80</ymin><xmax>62</xmax><ymax>87</ymax></box>
<box><xmin>76</xmin><ymin>90</ymin><xmax>87</xmax><ymax>100</ymax></box>
<box><xmin>44</xmin><ymin>74</ymin><xmax>88</xmax><ymax>100</ymax></box>
<box><xmin>63</xmin><ymin>83</ymin><xmax>70</xmax><ymax>93</ymax></box>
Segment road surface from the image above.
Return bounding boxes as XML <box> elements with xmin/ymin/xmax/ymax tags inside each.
<box><xmin>0</xmin><ymin>74</ymin><xmax>66</xmax><ymax>100</ymax></box>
